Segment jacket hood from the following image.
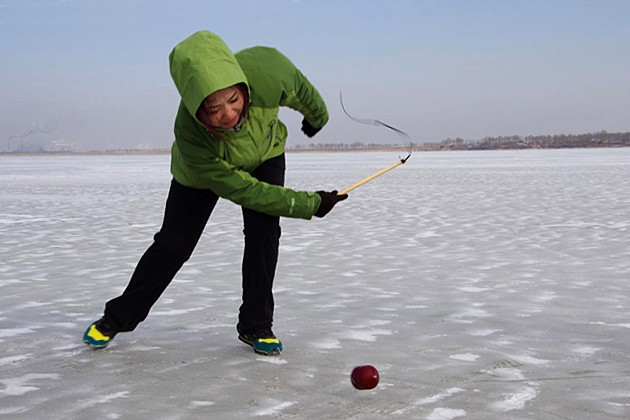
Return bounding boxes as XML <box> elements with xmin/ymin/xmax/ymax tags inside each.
<box><xmin>169</xmin><ymin>31</ymin><xmax>248</xmax><ymax>119</ymax></box>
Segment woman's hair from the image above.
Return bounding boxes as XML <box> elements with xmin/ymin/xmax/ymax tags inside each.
<box><xmin>236</xmin><ymin>83</ymin><xmax>250</xmax><ymax>117</ymax></box>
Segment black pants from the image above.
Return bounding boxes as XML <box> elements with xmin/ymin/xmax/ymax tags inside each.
<box><xmin>104</xmin><ymin>154</ymin><xmax>285</xmax><ymax>335</ymax></box>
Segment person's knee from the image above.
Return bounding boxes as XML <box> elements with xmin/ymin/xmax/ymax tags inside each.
<box><xmin>243</xmin><ymin>223</ymin><xmax>281</xmax><ymax>240</ymax></box>
<box><xmin>153</xmin><ymin>232</ymin><xmax>196</xmax><ymax>263</ymax></box>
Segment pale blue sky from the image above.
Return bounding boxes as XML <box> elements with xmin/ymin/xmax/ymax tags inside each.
<box><xmin>2</xmin><ymin>0</ymin><xmax>630</xmax><ymax>150</ymax></box>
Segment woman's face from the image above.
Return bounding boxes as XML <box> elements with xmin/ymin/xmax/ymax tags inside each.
<box><xmin>197</xmin><ymin>85</ymin><xmax>246</xmax><ymax>130</ymax></box>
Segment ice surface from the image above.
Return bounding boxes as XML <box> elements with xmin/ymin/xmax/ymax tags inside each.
<box><xmin>0</xmin><ymin>149</ymin><xmax>629</xmax><ymax>419</ymax></box>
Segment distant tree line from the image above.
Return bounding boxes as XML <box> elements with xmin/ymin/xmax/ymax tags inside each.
<box><xmin>439</xmin><ymin>130</ymin><xmax>630</xmax><ymax>150</ymax></box>
<box><xmin>286</xmin><ymin>130</ymin><xmax>630</xmax><ymax>152</ymax></box>
<box><xmin>288</xmin><ymin>142</ymin><xmax>412</xmax><ymax>151</ymax></box>
<box><xmin>4</xmin><ymin>130</ymin><xmax>630</xmax><ymax>155</ymax></box>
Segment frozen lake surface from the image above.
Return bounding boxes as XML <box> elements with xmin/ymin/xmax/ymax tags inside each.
<box><xmin>1</xmin><ymin>148</ymin><xmax>629</xmax><ymax>419</ymax></box>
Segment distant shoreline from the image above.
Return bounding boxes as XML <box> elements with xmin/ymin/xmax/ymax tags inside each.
<box><xmin>0</xmin><ymin>150</ymin><xmax>172</xmax><ymax>157</ymax></box>
<box><xmin>0</xmin><ymin>144</ymin><xmax>628</xmax><ymax>157</ymax></box>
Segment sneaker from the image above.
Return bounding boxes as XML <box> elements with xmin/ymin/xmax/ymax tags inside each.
<box><xmin>238</xmin><ymin>329</ymin><xmax>283</xmax><ymax>356</ymax></box>
<box><xmin>83</xmin><ymin>318</ymin><xmax>117</xmax><ymax>350</ymax></box>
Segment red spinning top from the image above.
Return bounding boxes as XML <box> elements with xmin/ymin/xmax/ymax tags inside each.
<box><xmin>350</xmin><ymin>365</ymin><xmax>380</xmax><ymax>390</ymax></box>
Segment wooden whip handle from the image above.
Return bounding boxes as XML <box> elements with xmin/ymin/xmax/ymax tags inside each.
<box><xmin>338</xmin><ymin>160</ymin><xmax>405</xmax><ymax>195</ymax></box>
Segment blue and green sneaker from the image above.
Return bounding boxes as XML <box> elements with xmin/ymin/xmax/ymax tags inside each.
<box><xmin>83</xmin><ymin>318</ymin><xmax>117</xmax><ymax>350</ymax></box>
<box><xmin>238</xmin><ymin>329</ymin><xmax>283</xmax><ymax>356</ymax></box>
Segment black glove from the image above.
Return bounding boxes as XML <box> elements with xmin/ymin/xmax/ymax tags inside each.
<box><xmin>301</xmin><ymin>119</ymin><xmax>322</xmax><ymax>138</ymax></box>
<box><xmin>315</xmin><ymin>191</ymin><xmax>348</xmax><ymax>218</ymax></box>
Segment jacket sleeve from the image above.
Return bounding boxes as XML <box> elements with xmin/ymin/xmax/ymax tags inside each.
<box><xmin>237</xmin><ymin>47</ymin><xmax>329</xmax><ymax>129</ymax></box>
<box><xmin>171</xmin><ymin>133</ymin><xmax>321</xmax><ymax>220</ymax></box>
<box><xmin>280</xmin><ymin>68</ymin><xmax>329</xmax><ymax>129</ymax></box>
<box><xmin>279</xmin><ymin>64</ymin><xmax>329</xmax><ymax>130</ymax></box>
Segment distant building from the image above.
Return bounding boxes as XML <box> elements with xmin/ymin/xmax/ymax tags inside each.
<box><xmin>48</xmin><ymin>140</ymin><xmax>75</xmax><ymax>152</ymax></box>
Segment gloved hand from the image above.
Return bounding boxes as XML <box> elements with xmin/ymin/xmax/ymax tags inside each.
<box><xmin>301</xmin><ymin>119</ymin><xmax>322</xmax><ymax>138</ymax></box>
<box><xmin>315</xmin><ymin>191</ymin><xmax>348</xmax><ymax>218</ymax></box>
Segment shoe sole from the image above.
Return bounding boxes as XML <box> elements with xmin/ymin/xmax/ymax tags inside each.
<box><xmin>83</xmin><ymin>339</ymin><xmax>109</xmax><ymax>350</ymax></box>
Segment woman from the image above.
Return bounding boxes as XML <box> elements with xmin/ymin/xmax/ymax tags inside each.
<box><xmin>83</xmin><ymin>31</ymin><xmax>347</xmax><ymax>356</ymax></box>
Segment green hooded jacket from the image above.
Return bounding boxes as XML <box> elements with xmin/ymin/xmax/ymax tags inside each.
<box><xmin>168</xmin><ymin>31</ymin><xmax>328</xmax><ymax>219</ymax></box>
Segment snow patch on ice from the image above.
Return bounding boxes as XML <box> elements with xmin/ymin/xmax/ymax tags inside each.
<box><xmin>491</xmin><ymin>385</ymin><xmax>538</xmax><ymax>411</ymax></box>
<box><xmin>86</xmin><ymin>391</ymin><xmax>130</xmax><ymax>405</ymax></box>
<box><xmin>312</xmin><ymin>338</ymin><xmax>341</xmax><ymax>349</ymax></box>
<box><xmin>254</xmin><ymin>400</ymin><xmax>295</xmax><ymax>416</ymax></box>
<box><xmin>340</xmin><ymin>271</ymin><xmax>359</xmax><ymax>277</ymax></box>
<box><xmin>427</xmin><ymin>407</ymin><xmax>467</xmax><ymax>420</ymax></box>
<box><xmin>482</xmin><ymin>367</ymin><xmax>526</xmax><ymax>381</ymax></box>
<box><xmin>468</xmin><ymin>328</ymin><xmax>502</xmax><ymax>336</ymax></box>
<box><xmin>256</xmin><ymin>357</ymin><xmax>288</xmax><ymax>365</ymax></box>
<box><xmin>55</xmin><ymin>322</ymin><xmax>78</xmax><ymax>329</ymax></box>
<box><xmin>280</xmin><ymin>245</ymin><xmax>306</xmax><ymax>252</ymax></box>
<box><xmin>151</xmin><ymin>307</ymin><xmax>205</xmax><ymax>316</ymax></box>
<box><xmin>416</xmin><ymin>230</ymin><xmax>441</xmax><ymax>238</ymax></box>
<box><xmin>572</xmin><ymin>346</ymin><xmax>601</xmax><ymax>355</ymax></box>
<box><xmin>0</xmin><ymin>373</ymin><xmax>59</xmax><ymax>396</ymax></box>
<box><xmin>0</xmin><ymin>354</ymin><xmax>32</xmax><ymax>366</ymax></box>
<box><xmin>0</xmin><ymin>328</ymin><xmax>36</xmax><ymax>338</ymax></box>
<box><xmin>367</xmin><ymin>319</ymin><xmax>391</xmax><ymax>326</ymax></box>
<box><xmin>127</xmin><ymin>345</ymin><xmax>161</xmax><ymax>352</ymax></box>
<box><xmin>445</xmin><ymin>307</ymin><xmax>491</xmax><ymax>324</ymax></box>
<box><xmin>415</xmin><ymin>388</ymin><xmax>465</xmax><ymax>406</ymax></box>
<box><xmin>511</xmin><ymin>354</ymin><xmax>549</xmax><ymax>365</ymax></box>
<box><xmin>590</xmin><ymin>321</ymin><xmax>630</xmax><ymax>329</ymax></box>
<box><xmin>450</xmin><ymin>353</ymin><xmax>480</xmax><ymax>362</ymax></box>
<box><xmin>345</xmin><ymin>328</ymin><xmax>393</xmax><ymax>342</ymax></box>
<box><xmin>457</xmin><ymin>286</ymin><xmax>492</xmax><ymax>293</ymax></box>
<box><xmin>533</xmin><ymin>291</ymin><xmax>557</xmax><ymax>302</ymax></box>
<box><xmin>190</xmin><ymin>400</ymin><xmax>216</xmax><ymax>407</ymax></box>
